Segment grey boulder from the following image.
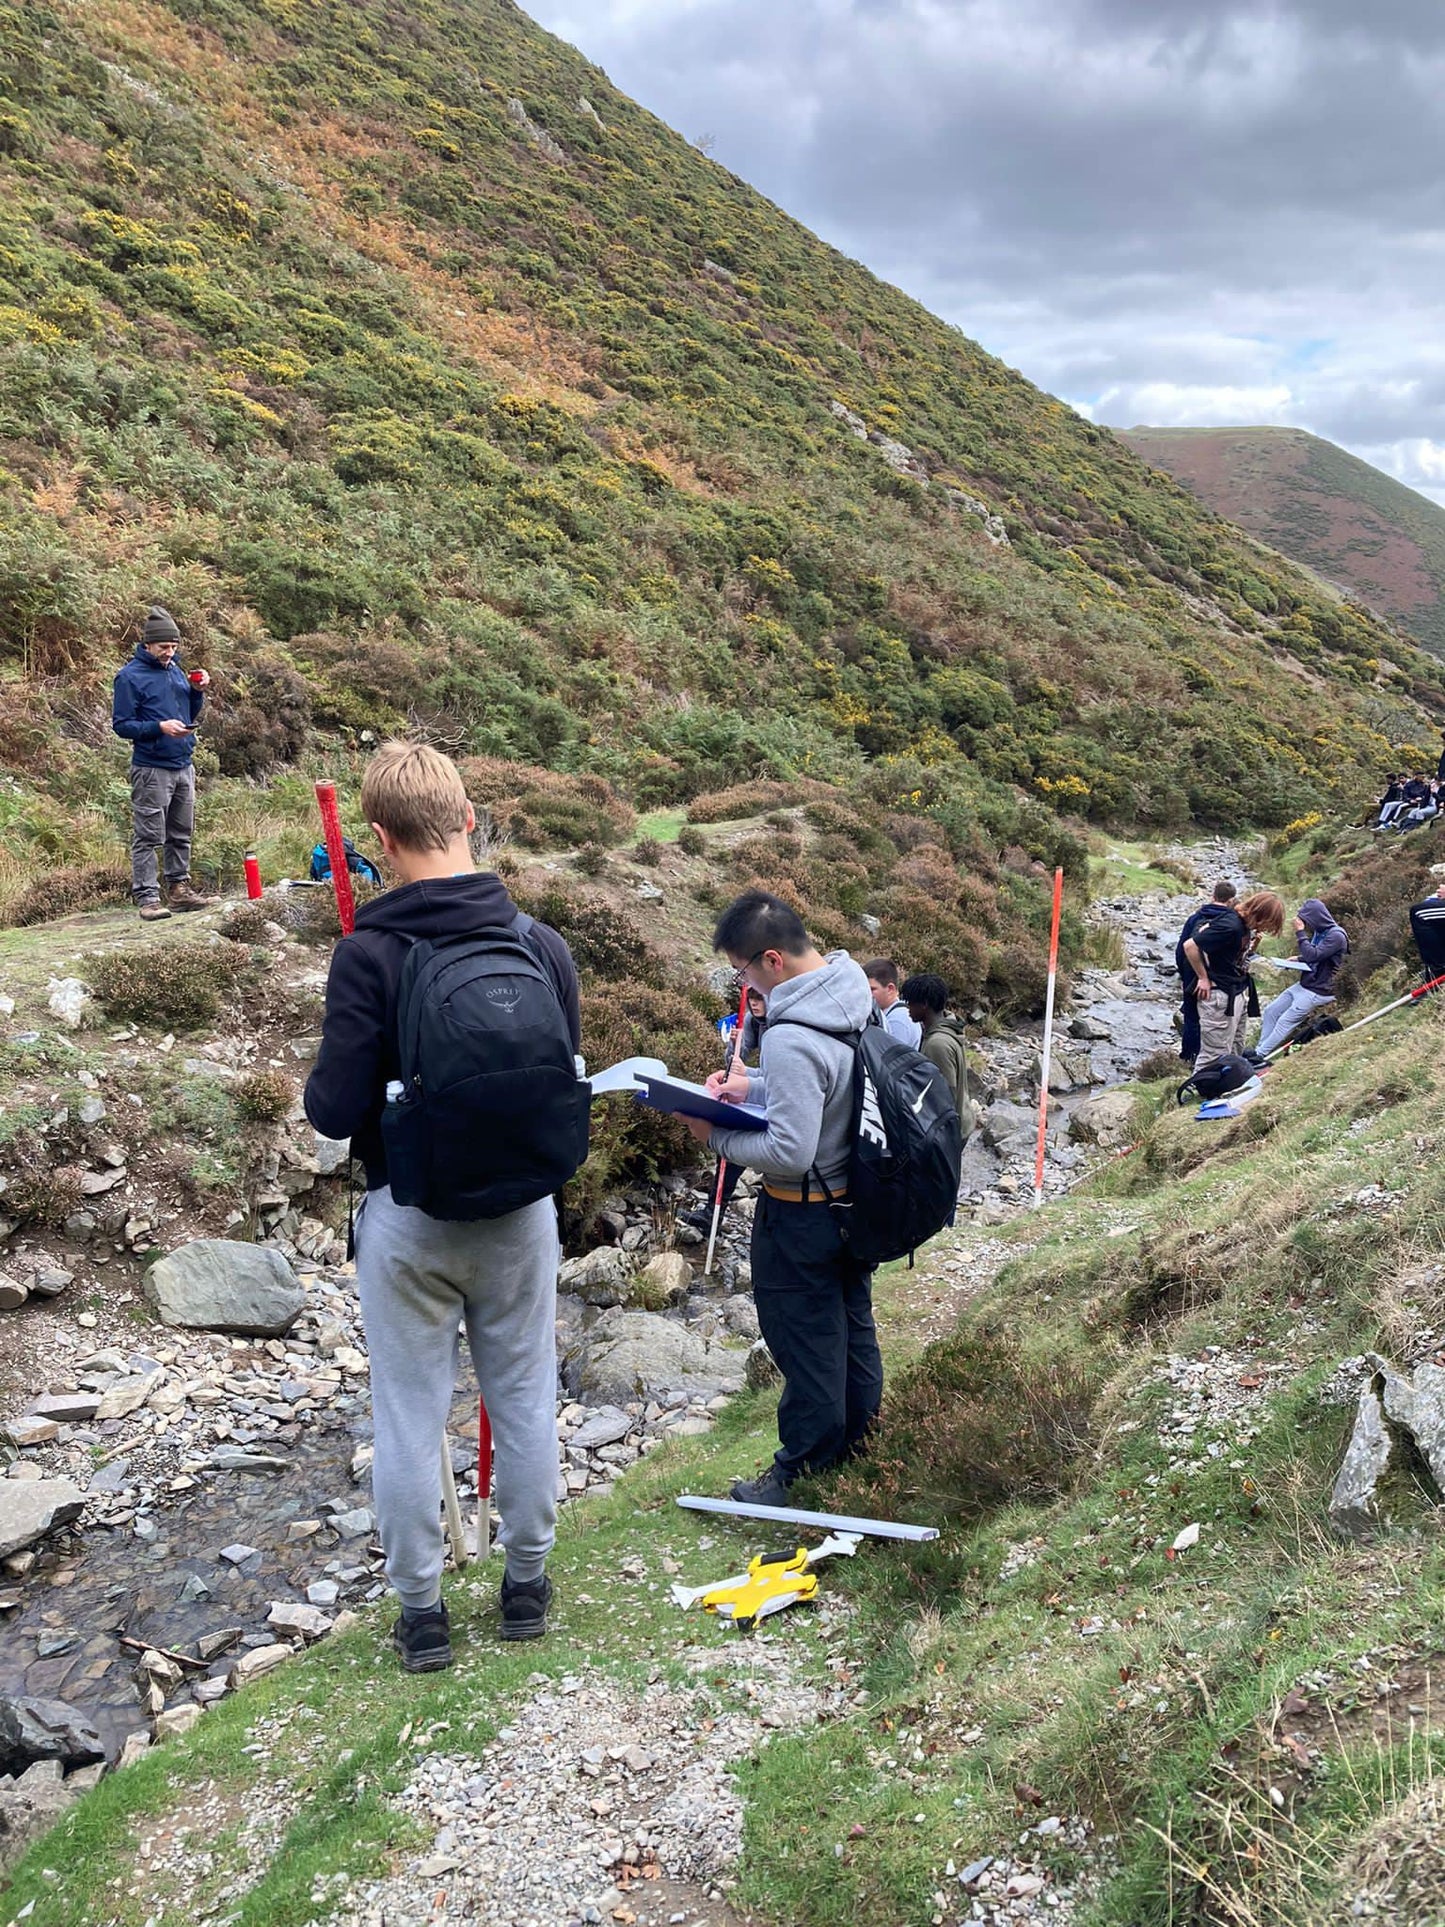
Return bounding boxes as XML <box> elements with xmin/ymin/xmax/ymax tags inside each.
<box><xmin>566</xmin><ymin>1310</ymin><xmax>745</xmax><ymax>1403</ymax></box>
<box><xmin>0</xmin><ymin>1697</ymin><xmax>106</xmax><ymax>1777</ymax></box>
<box><xmin>1068</xmin><ymin>1091</ymin><xmax>1138</xmax><ymax>1149</ymax></box>
<box><xmin>144</xmin><ymin>1240</ymin><xmax>305</xmax><ymax>1336</ymax></box>
<box><xmin>0</xmin><ymin>1479</ymin><xmax>85</xmax><ymax>1559</ymax></box>
<box><xmin>557</xmin><ymin>1246</ymin><xmax>635</xmax><ymax>1309</ymax></box>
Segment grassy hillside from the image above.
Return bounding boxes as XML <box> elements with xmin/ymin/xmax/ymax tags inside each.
<box><xmin>1122</xmin><ymin>426</ymin><xmax>1445</xmax><ymax>658</ymax></box>
<box><xmin>1</xmin><ymin>0</ymin><xmax>1444</xmax><ymax>924</ymax></box>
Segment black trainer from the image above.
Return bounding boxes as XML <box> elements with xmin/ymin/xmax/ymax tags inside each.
<box><xmin>499</xmin><ymin>1570</ymin><xmax>552</xmax><ymax>1641</ymax></box>
<box><xmin>391</xmin><ymin>1601</ymin><xmax>452</xmax><ymax>1673</ymax></box>
<box><xmin>728</xmin><ymin>1469</ymin><xmax>793</xmax><ymax>1508</ymax></box>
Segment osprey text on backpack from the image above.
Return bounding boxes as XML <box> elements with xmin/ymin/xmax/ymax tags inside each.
<box><xmin>381</xmin><ymin>914</ymin><xmax>590</xmax><ymax>1220</ymax></box>
<box><xmin>773</xmin><ymin>1017</ymin><xmax>963</xmax><ymax>1267</ymax></box>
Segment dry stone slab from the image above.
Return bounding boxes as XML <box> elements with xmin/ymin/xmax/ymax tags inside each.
<box><xmin>0</xmin><ymin>1479</ymin><xmax>85</xmax><ymax>1559</ymax></box>
<box><xmin>144</xmin><ymin>1239</ymin><xmax>305</xmax><ymax>1336</ymax></box>
<box><xmin>567</xmin><ymin>1309</ymin><xmax>745</xmax><ymax>1403</ymax></box>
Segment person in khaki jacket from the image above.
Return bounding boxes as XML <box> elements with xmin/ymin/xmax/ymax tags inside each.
<box><xmin>901</xmin><ymin>973</ymin><xmax>975</xmax><ymax>1138</ymax></box>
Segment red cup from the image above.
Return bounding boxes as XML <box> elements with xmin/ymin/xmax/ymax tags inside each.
<box><xmin>189</xmin><ymin>669</ymin><xmax>205</xmax><ymax>685</ymax></box>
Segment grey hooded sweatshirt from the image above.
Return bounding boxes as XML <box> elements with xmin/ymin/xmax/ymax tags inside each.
<box><xmin>1296</xmin><ymin>898</ymin><xmax>1348</xmax><ymax>995</ymax></box>
<box><xmin>708</xmin><ymin>951</ymin><xmax>873</xmax><ymax>1189</ymax></box>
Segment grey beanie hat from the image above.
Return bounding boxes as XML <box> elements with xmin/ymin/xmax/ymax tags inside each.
<box><xmin>142</xmin><ymin>606</ymin><xmax>181</xmax><ymax>645</ymax></box>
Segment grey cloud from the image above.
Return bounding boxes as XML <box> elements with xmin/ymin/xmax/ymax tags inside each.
<box><xmin>528</xmin><ymin>0</ymin><xmax>1445</xmax><ymax>504</ymax></box>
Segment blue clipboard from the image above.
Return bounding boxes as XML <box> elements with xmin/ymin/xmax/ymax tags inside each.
<box><xmin>635</xmin><ymin>1072</ymin><xmax>768</xmax><ymax>1132</ymax></box>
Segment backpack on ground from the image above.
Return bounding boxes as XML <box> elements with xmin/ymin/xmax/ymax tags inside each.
<box><xmin>1287</xmin><ymin>1011</ymin><xmax>1343</xmax><ymax>1050</ymax></box>
<box><xmin>310</xmin><ymin>838</ymin><xmax>383</xmax><ymax>886</ymax></box>
<box><xmin>774</xmin><ymin>1017</ymin><xmax>963</xmax><ymax>1267</ymax></box>
<box><xmin>381</xmin><ymin>914</ymin><xmax>590</xmax><ymax>1220</ymax></box>
<box><xmin>1176</xmin><ymin>1053</ymin><xmax>1254</xmax><ymax>1105</ymax></box>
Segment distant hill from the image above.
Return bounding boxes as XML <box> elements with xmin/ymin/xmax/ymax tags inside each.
<box><xmin>1121</xmin><ymin>426</ymin><xmax>1445</xmax><ymax>655</ymax></box>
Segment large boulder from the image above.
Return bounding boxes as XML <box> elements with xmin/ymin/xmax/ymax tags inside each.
<box><xmin>143</xmin><ymin>1240</ymin><xmax>305</xmax><ymax>1336</ymax></box>
<box><xmin>981</xmin><ymin>1099</ymin><xmax>1035</xmax><ymax>1156</ymax></box>
<box><xmin>0</xmin><ymin>1479</ymin><xmax>85</xmax><ymax>1560</ymax></box>
<box><xmin>0</xmin><ymin>1760</ymin><xmax>103</xmax><ymax>1880</ymax></box>
<box><xmin>557</xmin><ymin>1246</ymin><xmax>635</xmax><ymax>1309</ymax></box>
<box><xmin>1329</xmin><ymin>1382</ymin><xmax>1392</xmax><ymax>1538</ymax></box>
<box><xmin>0</xmin><ymin>1697</ymin><xmax>106</xmax><ymax>1777</ymax></box>
<box><xmin>629</xmin><ymin>1251</ymin><xmax>692</xmax><ymax>1311</ymax></box>
<box><xmin>1068</xmin><ymin>1091</ymin><xmax>1138</xmax><ymax>1149</ymax></box>
<box><xmin>566</xmin><ymin>1310</ymin><xmax>745</xmax><ymax>1403</ymax></box>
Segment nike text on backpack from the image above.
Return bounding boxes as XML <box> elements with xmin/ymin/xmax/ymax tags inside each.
<box><xmin>1176</xmin><ymin>1053</ymin><xmax>1254</xmax><ymax>1105</ymax></box>
<box><xmin>382</xmin><ymin>914</ymin><xmax>590</xmax><ymax>1219</ymax></box>
<box><xmin>773</xmin><ymin>1019</ymin><xmax>963</xmax><ymax>1266</ymax></box>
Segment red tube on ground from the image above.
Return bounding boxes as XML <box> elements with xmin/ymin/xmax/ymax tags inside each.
<box><xmin>314</xmin><ymin>780</ymin><xmax>356</xmax><ymax>936</ymax></box>
<box><xmin>243</xmin><ymin>851</ymin><xmax>263</xmax><ymax>901</ymax></box>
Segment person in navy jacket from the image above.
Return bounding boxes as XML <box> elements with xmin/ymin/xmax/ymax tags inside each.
<box><xmin>111</xmin><ymin>606</ymin><xmax>214</xmax><ymax>920</ymax></box>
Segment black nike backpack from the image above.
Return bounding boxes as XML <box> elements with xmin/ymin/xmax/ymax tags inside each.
<box><xmin>775</xmin><ymin>1017</ymin><xmax>963</xmax><ymax>1266</ymax></box>
<box><xmin>381</xmin><ymin>915</ymin><xmax>590</xmax><ymax>1219</ymax></box>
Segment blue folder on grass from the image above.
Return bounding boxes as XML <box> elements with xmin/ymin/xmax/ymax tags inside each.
<box><xmin>635</xmin><ymin>1072</ymin><xmax>768</xmax><ymax>1132</ymax></box>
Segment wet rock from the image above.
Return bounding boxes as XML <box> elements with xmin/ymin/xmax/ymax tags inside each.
<box><xmin>0</xmin><ymin>1479</ymin><xmax>85</xmax><ymax>1559</ymax></box>
<box><xmin>218</xmin><ymin>1542</ymin><xmax>260</xmax><ymax>1566</ymax></box>
<box><xmin>206</xmin><ymin>1447</ymin><xmax>291</xmax><ymax>1473</ymax></box>
<box><xmin>981</xmin><ymin>1099</ymin><xmax>1036</xmax><ymax>1154</ymax></box>
<box><xmin>1068</xmin><ymin>1091</ymin><xmax>1138</xmax><ymax>1148</ymax></box>
<box><xmin>332</xmin><ymin>1507</ymin><xmax>374</xmax><ymax>1540</ymax></box>
<box><xmin>557</xmin><ymin>1247</ymin><xmax>636</xmax><ymax>1309</ymax></box>
<box><xmin>196</xmin><ymin>1628</ymin><xmax>242</xmax><ymax>1663</ymax></box>
<box><xmin>1069</xmin><ymin>1014</ymin><xmax>1113</xmax><ymax>1042</ymax></box>
<box><xmin>0</xmin><ymin>1695</ymin><xmax>106</xmax><ymax>1776</ymax></box>
<box><xmin>1046</xmin><ymin>1049</ymin><xmax>1098</xmax><ymax>1094</ymax></box>
<box><xmin>144</xmin><ymin>1240</ymin><xmax>305</xmax><ymax>1336</ymax></box>
<box><xmin>566</xmin><ymin>1311</ymin><xmax>745</xmax><ymax>1403</ymax></box>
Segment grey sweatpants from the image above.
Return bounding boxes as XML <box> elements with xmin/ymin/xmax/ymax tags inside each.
<box><xmin>355</xmin><ymin>1185</ymin><xmax>560</xmax><ymax>1612</ymax></box>
<box><xmin>130</xmin><ymin>763</ymin><xmax>195</xmax><ymax>903</ymax></box>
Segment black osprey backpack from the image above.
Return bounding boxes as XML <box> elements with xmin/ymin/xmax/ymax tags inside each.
<box><xmin>774</xmin><ymin>1017</ymin><xmax>963</xmax><ymax>1267</ymax></box>
<box><xmin>381</xmin><ymin>915</ymin><xmax>589</xmax><ymax>1220</ymax></box>
<box><xmin>1176</xmin><ymin>1053</ymin><xmax>1254</xmax><ymax>1105</ymax></box>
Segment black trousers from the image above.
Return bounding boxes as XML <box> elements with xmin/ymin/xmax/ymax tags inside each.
<box><xmin>750</xmin><ymin>1190</ymin><xmax>883</xmax><ymax>1483</ymax></box>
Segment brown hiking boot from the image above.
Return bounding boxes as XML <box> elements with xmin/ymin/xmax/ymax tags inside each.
<box><xmin>137</xmin><ymin>901</ymin><xmax>172</xmax><ymax>923</ymax></box>
<box><xmin>166</xmin><ymin>880</ymin><xmax>215</xmax><ymax>912</ymax></box>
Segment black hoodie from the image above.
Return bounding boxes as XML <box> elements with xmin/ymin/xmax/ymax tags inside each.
<box><xmin>304</xmin><ymin>873</ymin><xmax>581</xmax><ymax>1191</ymax></box>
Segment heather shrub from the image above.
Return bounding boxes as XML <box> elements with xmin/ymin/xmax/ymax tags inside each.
<box><xmin>512</xmin><ymin>877</ymin><xmax>664</xmax><ymax>985</ymax></box>
<box><xmin>675</xmin><ymin>825</ymin><xmax>706</xmax><ymax>857</ymax></box>
<box><xmin>234</xmin><ymin>1067</ymin><xmax>296</xmax><ymax>1122</ymax></box>
<box><xmin>202</xmin><ymin>652</ymin><xmax>311</xmax><ymax>777</ymax></box>
<box><xmin>686</xmin><ymin>779</ymin><xmax>832</xmax><ymax>823</ymax></box>
<box><xmin>88</xmin><ymin>941</ymin><xmax>246</xmax><ymax>1030</ymax></box>
<box><xmin>574</xmin><ymin>842</ymin><xmax>609</xmax><ymax>877</ymax></box>
<box><xmin>632</xmin><ymin>836</ymin><xmax>663</xmax><ymax>867</ymax></box>
<box><xmin>5</xmin><ymin>863</ymin><xmax>129</xmax><ymax>927</ymax></box>
<box><xmin>878</xmin><ymin>890</ymin><xmax>989</xmax><ymax>999</ymax></box>
<box><xmin>458</xmin><ymin>757</ymin><xmax>634</xmax><ymax>848</ymax></box>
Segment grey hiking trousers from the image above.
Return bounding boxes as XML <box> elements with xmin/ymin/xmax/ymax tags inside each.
<box><xmin>130</xmin><ymin>764</ymin><xmax>195</xmax><ymax>904</ymax></box>
<box><xmin>354</xmin><ymin>1185</ymin><xmax>560</xmax><ymax>1611</ymax></box>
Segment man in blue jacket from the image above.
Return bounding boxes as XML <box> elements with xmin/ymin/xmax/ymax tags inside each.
<box><xmin>111</xmin><ymin>607</ymin><xmax>213</xmax><ymax>921</ymax></box>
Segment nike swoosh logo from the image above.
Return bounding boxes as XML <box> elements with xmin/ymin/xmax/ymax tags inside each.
<box><xmin>910</xmin><ymin>1087</ymin><xmax>927</xmax><ymax>1113</ymax></box>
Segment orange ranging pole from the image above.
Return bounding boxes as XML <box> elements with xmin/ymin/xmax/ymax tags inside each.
<box><xmin>1033</xmin><ymin>866</ymin><xmax>1065</xmax><ymax>1210</ymax></box>
<box><xmin>314</xmin><ymin>779</ymin><xmax>357</xmax><ymax>937</ymax></box>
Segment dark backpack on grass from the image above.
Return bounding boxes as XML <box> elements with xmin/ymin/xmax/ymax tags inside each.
<box><xmin>381</xmin><ymin>915</ymin><xmax>589</xmax><ymax>1220</ymax></box>
<box><xmin>773</xmin><ymin>1016</ymin><xmax>962</xmax><ymax>1266</ymax></box>
<box><xmin>1176</xmin><ymin>1053</ymin><xmax>1254</xmax><ymax>1106</ymax></box>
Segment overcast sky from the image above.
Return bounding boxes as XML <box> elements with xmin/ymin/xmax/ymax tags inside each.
<box><xmin>527</xmin><ymin>0</ymin><xmax>1445</xmax><ymax>507</ymax></box>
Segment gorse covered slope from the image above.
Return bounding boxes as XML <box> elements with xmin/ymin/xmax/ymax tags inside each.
<box><xmin>2</xmin><ymin>0</ymin><xmax>1443</xmax><ymax>895</ymax></box>
<box><xmin>1122</xmin><ymin>426</ymin><xmax>1445</xmax><ymax>658</ymax></box>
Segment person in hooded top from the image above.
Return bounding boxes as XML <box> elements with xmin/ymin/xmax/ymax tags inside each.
<box><xmin>679</xmin><ymin>891</ymin><xmax>882</xmax><ymax>1509</ymax></box>
<box><xmin>1255</xmin><ymin>899</ymin><xmax>1349</xmax><ymax>1056</ymax></box>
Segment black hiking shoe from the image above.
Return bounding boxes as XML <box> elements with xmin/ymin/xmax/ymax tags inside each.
<box><xmin>391</xmin><ymin>1601</ymin><xmax>452</xmax><ymax>1673</ymax></box>
<box><xmin>728</xmin><ymin>1469</ymin><xmax>793</xmax><ymax>1509</ymax></box>
<box><xmin>499</xmin><ymin>1570</ymin><xmax>552</xmax><ymax>1641</ymax></box>
<box><xmin>678</xmin><ymin>1206</ymin><xmax>716</xmax><ymax>1233</ymax></box>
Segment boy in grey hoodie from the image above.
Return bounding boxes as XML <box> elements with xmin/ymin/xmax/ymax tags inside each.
<box><xmin>680</xmin><ymin>891</ymin><xmax>881</xmax><ymax>1507</ymax></box>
